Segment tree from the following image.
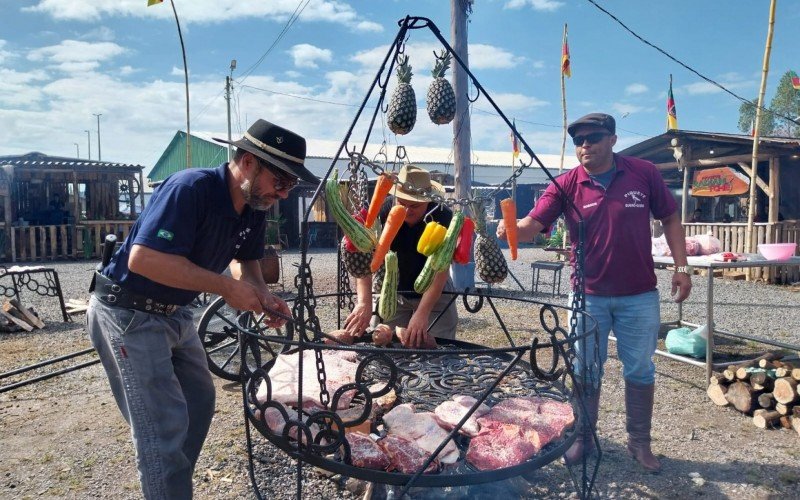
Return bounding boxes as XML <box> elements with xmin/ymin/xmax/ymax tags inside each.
<box><xmin>738</xmin><ymin>70</ymin><xmax>800</xmax><ymax>138</ymax></box>
<box><xmin>768</xmin><ymin>71</ymin><xmax>800</xmax><ymax>137</ymax></box>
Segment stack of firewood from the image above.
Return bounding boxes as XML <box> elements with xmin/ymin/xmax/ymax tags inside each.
<box><xmin>0</xmin><ymin>299</ymin><xmax>46</xmax><ymax>332</ymax></box>
<box><xmin>707</xmin><ymin>352</ymin><xmax>800</xmax><ymax>437</ymax></box>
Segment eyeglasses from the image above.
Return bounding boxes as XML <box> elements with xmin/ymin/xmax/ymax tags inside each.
<box><xmin>572</xmin><ymin>132</ymin><xmax>610</xmax><ymax>146</ymax></box>
<box><xmin>257</xmin><ymin>158</ymin><xmax>299</xmax><ymax>191</ymax></box>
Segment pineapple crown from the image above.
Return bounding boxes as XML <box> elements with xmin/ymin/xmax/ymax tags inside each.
<box><xmin>395</xmin><ymin>55</ymin><xmax>413</xmax><ymax>84</ymax></box>
<box><xmin>430</xmin><ymin>50</ymin><xmax>451</xmax><ymax>79</ymax></box>
<box><xmin>470</xmin><ymin>201</ymin><xmax>488</xmax><ymax>235</ymax></box>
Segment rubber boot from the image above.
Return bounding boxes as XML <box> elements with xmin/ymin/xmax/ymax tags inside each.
<box><xmin>625</xmin><ymin>381</ymin><xmax>661</xmax><ymax>472</ymax></box>
<box><xmin>563</xmin><ymin>381</ymin><xmax>601</xmax><ymax>465</ymax></box>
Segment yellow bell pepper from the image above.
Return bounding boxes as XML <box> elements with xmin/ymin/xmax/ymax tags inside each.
<box><xmin>417</xmin><ymin>221</ymin><xmax>447</xmax><ymax>256</ymax></box>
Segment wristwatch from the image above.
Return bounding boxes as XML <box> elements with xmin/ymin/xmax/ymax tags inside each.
<box><xmin>674</xmin><ymin>265</ymin><xmax>691</xmax><ymax>274</ymax></box>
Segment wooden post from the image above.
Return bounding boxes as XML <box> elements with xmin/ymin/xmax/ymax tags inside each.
<box><xmin>745</xmin><ymin>0</ymin><xmax>776</xmax><ymax>279</ymax></box>
<box><xmin>450</xmin><ymin>0</ymin><xmax>472</xmax><ymax>206</ymax></box>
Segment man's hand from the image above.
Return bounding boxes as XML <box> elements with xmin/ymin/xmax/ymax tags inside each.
<box><xmin>671</xmin><ymin>272</ymin><xmax>692</xmax><ymax>303</ymax></box>
<box><xmin>404</xmin><ymin>311</ymin><xmax>429</xmax><ymax>348</ymax></box>
<box><xmin>344</xmin><ymin>302</ymin><xmax>372</xmax><ymax>337</ymax></box>
<box><xmin>496</xmin><ymin>219</ymin><xmax>508</xmax><ymax>241</ymax></box>
<box><xmin>222</xmin><ymin>281</ymin><xmax>290</xmax><ymax>328</ymax></box>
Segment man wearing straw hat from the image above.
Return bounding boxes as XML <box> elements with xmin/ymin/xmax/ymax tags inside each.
<box><xmin>344</xmin><ymin>164</ymin><xmax>458</xmax><ymax>346</ymax></box>
<box><xmin>87</xmin><ymin>119</ymin><xmax>317</xmax><ymax>499</ymax></box>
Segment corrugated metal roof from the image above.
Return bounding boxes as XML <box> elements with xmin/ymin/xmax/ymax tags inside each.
<box><xmin>149</xmin><ymin>131</ymin><xmax>571</xmax><ymax>185</ymax></box>
<box><xmin>0</xmin><ymin>151</ymin><xmax>144</xmax><ymax>172</ymax></box>
<box><xmin>148</xmin><ymin>131</ymin><xmax>229</xmax><ymax>183</ymax></box>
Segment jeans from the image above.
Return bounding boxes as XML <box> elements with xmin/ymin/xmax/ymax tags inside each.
<box><xmin>570</xmin><ymin>290</ymin><xmax>661</xmax><ymax>387</ymax></box>
<box><xmin>87</xmin><ymin>296</ymin><xmax>215</xmax><ymax>500</ymax></box>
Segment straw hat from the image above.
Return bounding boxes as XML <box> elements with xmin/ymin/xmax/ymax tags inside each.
<box><xmin>393</xmin><ymin>164</ymin><xmax>444</xmax><ymax>203</ymax></box>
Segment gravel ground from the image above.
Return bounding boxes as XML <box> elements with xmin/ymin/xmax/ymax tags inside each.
<box><xmin>1</xmin><ymin>246</ymin><xmax>799</xmax><ymax>499</ymax></box>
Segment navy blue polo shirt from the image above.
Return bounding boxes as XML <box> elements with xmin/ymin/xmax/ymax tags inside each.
<box><xmin>103</xmin><ymin>163</ymin><xmax>267</xmax><ymax>306</ymax></box>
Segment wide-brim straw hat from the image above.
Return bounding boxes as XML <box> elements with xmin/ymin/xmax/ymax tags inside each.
<box><xmin>213</xmin><ymin>119</ymin><xmax>318</xmax><ymax>184</ymax></box>
<box><xmin>393</xmin><ymin>164</ymin><xmax>444</xmax><ymax>203</ymax></box>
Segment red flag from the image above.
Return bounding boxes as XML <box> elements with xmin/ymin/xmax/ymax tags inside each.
<box><xmin>561</xmin><ymin>30</ymin><xmax>571</xmax><ymax>78</ymax></box>
<box><xmin>792</xmin><ymin>76</ymin><xmax>800</xmax><ymax>90</ymax></box>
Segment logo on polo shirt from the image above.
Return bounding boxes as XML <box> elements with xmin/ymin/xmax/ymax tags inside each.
<box><xmin>624</xmin><ymin>191</ymin><xmax>646</xmax><ymax>208</ymax></box>
<box><xmin>234</xmin><ymin>227</ymin><xmax>252</xmax><ymax>250</ymax></box>
<box><xmin>157</xmin><ymin>229</ymin><xmax>174</xmax><ymax>241</ymax></box>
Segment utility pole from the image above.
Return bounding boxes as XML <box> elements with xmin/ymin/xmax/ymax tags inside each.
<box><xmin>225</xmin><ymin>59</ymin><xmax>237</xmax><ymax>162</ymax></box>
<box><xmin>450</xmin><ymin>0</ymin><xmax>474</xmax><ymax>289</ymax></box>
<box><xmin>93</xmin><ymin>113</ymin><xmax>102</xmax><ymax>161</ymax></box>
<box><xmin>451</xmin><ymin>0</ymin><xmax>472</xmax><ymax>205</ymax></box>
<box><xmin>74</xmin><ymin>143</ymin><xmax>79</xmax><ymax>159</ymax></box>
<box><xmin>85</xmin><ymin>130</ymin><xmax>92</xmax><ymax>161</ymax></box>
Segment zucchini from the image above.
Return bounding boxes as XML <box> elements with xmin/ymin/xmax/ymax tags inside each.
<box><xmin>325</xmin><ymin>169</ymin><xmax>377</xmax><ymax>253</ymax></box>
<box><xmin>413</xmin><ymin>256</ymin><xmax>437</xmax><ymax>294</ymax></box>
<box><xmin>378</xmin><ymin>251</ymin><xmax>398</xmax><ymax>321</ymax></box>
<box><xmin>431</xmin><ymin>211</ymin><xmax>465</xmax><ymax>272</ymax></box>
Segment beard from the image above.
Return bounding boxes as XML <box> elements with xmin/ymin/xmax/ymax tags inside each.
<box><xmin>241</xmin><ymin>178</ymin><xmax>276</xmax><ymax>211</ymax></box>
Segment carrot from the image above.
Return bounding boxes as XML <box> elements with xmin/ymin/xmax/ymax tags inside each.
<box><xmin>370</xmin><ymin>205</ymin><xmax>408</xmax><ymax>273</ymax></box>
<box><xmin>365</xmin><ymin>173</ymin><xmax>395</xmax><ymax>229</ymax></box>
<box><xmin>500</xmin><ymin>198</ymin><xmax>518</xmax><ymax>260</ymax></box>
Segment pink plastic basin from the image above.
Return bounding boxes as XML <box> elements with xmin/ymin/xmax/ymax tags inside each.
<box><xmin>757</xmin><ymin>243</ymin><xmax>797</xmax><ymax>261</ymax></box>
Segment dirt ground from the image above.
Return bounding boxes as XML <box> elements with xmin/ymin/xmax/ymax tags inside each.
<box><xmin>1</xmin><ymin>256</ymin><xmax>800</xmax><ymax>499</ymax></box>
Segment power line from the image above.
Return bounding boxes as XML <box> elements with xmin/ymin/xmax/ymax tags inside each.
<box><xmin>585</xmin><ymin>0</ymin><xmax>800</xmax><ymax>127</ymax></box>
<box><xmin>238</xmin><ymin>83</ymin><xmax>365</xmax><ymax>107</ymax></box>
<box><xmin>239</xmin><ymin>0</ymin><xmax>311</xmax><ymax>84</ymax></box>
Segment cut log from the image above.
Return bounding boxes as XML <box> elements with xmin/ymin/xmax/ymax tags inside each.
<box><xmin>0</xmin><ymin>309</ymin><xmax>34</xmax><ymax>332</ymax></box>
<box><xmin>709</xmin><ymin>372</ymin><xmax>726</xmax><ymax>386</ymax></box>
<box><xmin>775</xmin><ymin>364</ymin><xmax>796</xmax><ymax>378</ymax></box>
<box><xmin>775</xmin><ymin>402</ymin><xmax>792</xmax><ymax>415</ymax></box>
<box><xmin>707</xmin><ymin>383</ymin><xmax>730</xmax><ymax>406</ymax></box>
<box><xmin>773</xmin><ymin>378</ymin><xmax>799</xmax><ymax>405</ymax></box>
<box><xmin>795</xmin><ymin>407</ymin><xmax>800</xmax><ymax>419</ymax></box>
<box><xmin>757</xmin><ymin>393</ymin><xmax>775</xmax><ymax>410</ymax></box>
<box><xmin>792</xmin><ymin>368</ymin><xmax>800</xmax><ymax>381</ymax></box>
<box><xmin>741</xmin><ymin>352</ymin><xmax>783</xmax><ymax>370</ymax></box>
<box><xmin>725</xmin><ymin>381</ymin><xmax>759</xmax><ymax>414</ymax></box>
<box><xmin>779</xmin><ymin>416</ymin><xmax>793</xmax><ymax>429</ymax></box>
<box><xmin>753</xmin><ymin>410</ymin><xmax>781</xmax><ymax>429</ymax></box>
<box><xmin>735</xmin><ymin>367</ymin><xmax>752</xmax><ymax>381</ymax></box>
<box><xmin>723</xmin><ymin>367</ymin><xmax>737</xmax><ymax>381</ymax></box>
<box><xmin>8</xmin><ymin>299</ymin><xmax>46</xmax><ymax>329</ymax></box>
<box><xmin>793</xmin><ymin>416</ymin><xmax>800</xmax><ymax>437</ymax></box>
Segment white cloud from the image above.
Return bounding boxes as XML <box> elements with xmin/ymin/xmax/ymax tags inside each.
<box><xmin>625</xmin><ymin>83</ymin><xmax>648</xmax><ymax>95</ymax></box>
<box><xmin>469</xmin><ymin>44</ymin><xmax>526</xmax><ymax>70</ymax></box>
<box><xmin>611</xmin><ymin>103</ymin><xmax>645</xmax><ymax>115</ymax></box>
<box><xmin>27</xmin><ymin>40</ymin><xmax>126</xmax><ymax>71</ymax></box>
<box><xmin>284</xmin><ymin>70</ymin><xmax>301</xmax><ymax>79</ymax></box>
<box><xmin>80</xmin><ymin>26</ymin><xmax>116</xmax><ymax>42</ymax></box>
<box><xmin>24</xmin><ymin>0</ymin><xmax>383</xmax><ymax>32</ymax></box>
<box><xmin>504</xmin><ymin>0</ymin><xmax>564</xmax><ymax>12</ymax></box>
<box><xmin>0</xmin><ymin>40</ymin><xmax>12</xmax><ymax>65</ymax></box>
<box><xmin>288</xmin><ymin>44</ymin><xmax>333</xmax><ymax>69</ymax></box>
<box><xmin>351</xmin><ymin>42</ymin><xmax>525</xmax><ymax>73</ymax></box>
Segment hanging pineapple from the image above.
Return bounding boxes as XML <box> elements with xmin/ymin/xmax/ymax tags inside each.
<box><xmin>472</xmin><ymin>202</ymin><xmax>508</xmax><ymax>284</ymax></box>
<box><xmin>426</xmin><ymin>50</ymin><xmax>456</xmax><ymax>125</ymax></box>
<box><xmin>341</xmin><ymin>239</ymin><xmax>373</xmax><ymax>279</ymax></box>
<box><xmin>387</xmin><ymin>55</ymin><xmax>417</xmax><ymax>135</ymax></box>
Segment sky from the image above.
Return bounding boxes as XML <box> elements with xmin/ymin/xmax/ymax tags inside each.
<box><xmin>1</xmin><ymin>0</ymin><xmax>798</xmax><ymax>175</ymax></box>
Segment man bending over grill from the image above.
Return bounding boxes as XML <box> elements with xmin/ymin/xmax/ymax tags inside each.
<box><xmin>87</xmin><ymin>119</ymin><xmax>317</xmax><ymax>499</ymax></box>
<box><xmin>344</xmin><ymin>164</ymin><xmax>458</xmax><ymax>347</ymax></box>
<box><xmin>497</xmin><ymin>113</ymin><xmax>691</xmax><ymax>473</ymax></box>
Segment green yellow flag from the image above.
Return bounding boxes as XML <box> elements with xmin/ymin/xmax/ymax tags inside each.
<box><xmin>147</xmin><ymin>0</ymin><xmax>163</xmax><ymax>6</ymax></box>
<box><xmin>667</xmin><ymin>77</ymin><xmax>678</xmax><ymax>131</ymax></box>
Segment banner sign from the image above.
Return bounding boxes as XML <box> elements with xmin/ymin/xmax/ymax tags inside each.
<box><xmin>691</xmin><ymin>166</ymin><xmax>749</xmax><ymax>197</ymax></box>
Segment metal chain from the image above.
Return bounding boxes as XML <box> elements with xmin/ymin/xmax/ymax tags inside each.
<box><xmin>293</xmin><ymin>259</ymin><xmax>330</xmax><ymax>407</ymax></box>
<box><xmin>347</xmin><ymin>151</ymin><xmax>527</xmax><ymax>211</ymax></box>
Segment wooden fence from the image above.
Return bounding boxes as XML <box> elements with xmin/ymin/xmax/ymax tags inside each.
<box><xmin>1</xmin><ymin>221</ymin><xmax>136</xmax><ymax>263</ymax></box>
<box><xmin>683</xmin><ymin>220</ymin><xmax>800</xmax><ymax>283</ymax></box>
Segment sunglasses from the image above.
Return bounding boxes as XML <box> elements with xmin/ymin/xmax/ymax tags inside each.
<box><xmin>572</xmin><ymin>132</ymin><xmax>610</xmax><ymax>146</ymax></box>
<box><xmin>257</xmin><ymin>158</ymin><xmax>299</xmax><ymax>191</ymax></box>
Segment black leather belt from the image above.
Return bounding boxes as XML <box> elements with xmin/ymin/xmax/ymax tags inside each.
<box><xmin>92</xmin><ymin>273</ymin><xmax>180</xmax><ymax>316</ymax></box>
